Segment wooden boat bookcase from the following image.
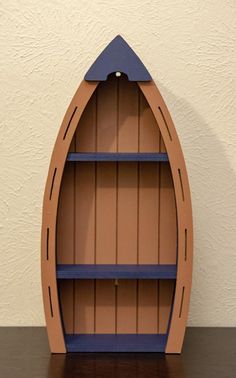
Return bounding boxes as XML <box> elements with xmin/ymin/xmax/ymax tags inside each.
<box><xmin>41</xmin><ymin>36</ymin><xmax>193</xmax><ymax>353</ymax></box>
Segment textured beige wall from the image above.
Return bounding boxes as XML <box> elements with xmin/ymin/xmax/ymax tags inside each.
<box><xmin>0</xmin><ymin>1</ymin><xmax>235</xmax><ymax>326</ymax></box>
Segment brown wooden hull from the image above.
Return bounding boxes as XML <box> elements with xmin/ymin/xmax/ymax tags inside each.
<box><xmin>41</xmin><ymin>37</ymin><xmax>193</xmax><ymax>354</ymax></box>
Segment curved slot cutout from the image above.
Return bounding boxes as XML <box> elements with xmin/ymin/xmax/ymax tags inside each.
<box><xmin>63</xmin><ymin>107</ymin><xmax>77</xmax><ymax>140</ymax></box>
<box><xmin>179</xmin><ymin>286</ymin><xmax>185</xmax><ymax>318</ymax></box>
<box><xmin>48</xmin><ymin>286</ymin><xmax>54</xmax><ymax>318</ymax></box>
<box><xmin>158</xmin><ymin>106</ymin><xmax>172</xmax><ymax>141</ymax></box>
<box><xmin>46</xmin><ymin>228</ymin><xmax>49</xmax><ymax>260</ymax></box>
<box><xmin>178</xmin><ymin>168</ymin><xmax>185</xmax><ymax>201</ymax></box>
<box><xmin>184</xmin><ymin>229</ymin><xmax>187</xmax><ymax>261</ymax></box>
<box><xmin>49</xmin><ymin>168</ymin><xmax>57</xmax><ymax>200</ymax></box>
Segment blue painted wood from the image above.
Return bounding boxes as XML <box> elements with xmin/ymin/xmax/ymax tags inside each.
<box><xmin>85</xmin><ymin>35</ymin><xmax>152</xmax><ymax>82</ymax></box>
<box><xmin>67</xmin><ymin>152</ymin><xmax>169</xmax><ymax>162</ymax></box>
<box><xmin>65</xmin><ymin>334</ymin><xmax>167</xmax><ymax>352</ymax></box>
<box><xmin>57</xmin><ymin>264</ymin><xmax>177</xmax><ymax>279</ymax></box>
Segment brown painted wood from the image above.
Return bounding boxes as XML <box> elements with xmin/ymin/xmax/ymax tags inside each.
<box><xmin>138</xmin><ymin>164</ymin><xmax>159</xmax><ymax>265</ymax></box>
<box><xmin>97</xmin><ymin>77</ymin><xmax>118</xmax><ymax>152</ymax></box>
<box><xmin>74</xmin><ymin>280</ymin><xmax>95</xmax><ymax>333</ymax></box>
<box><xmin>116</xmin><ymin>280</ymin><xmax>137</xmax><ymax>333</ymax></box>
<box><xmin>74</xmin><ymin>163</ymin><xmax>96</xmax><ymax>334</ymax></box>
<box><xmin>95</xmin><ymin>280</ymin><xmax>116</xmax><ymax>333</ymax></box>
<box><xmin>137</xmin><ymin>280</ymin><xmax>158</xmax><ymax>333</ymax></box>
<box><xmin>74</xmin><ymin>92</ymin><xmax>96</xmax><ymax>335</ymax></box>
<box><xmin>117</xmin><ymin>163</ymin><xmax>138</xmax><ymax>264</ymax></box>
<box><xmin>138</xmin><ymin>81</ymin><xmax>193</xmax><ymax>353</ymax></box>
<box><xmin>75</xmin><ymin>163</ymin><xmax>96</xmax><ymax>265</ymax></box>
<box><xmin>57</xmin><ymin>156</ymin><xmax>75</xmax><ymax>334</ymax></box>
<box><xmin>138</xmin><ymin>92</ymin><xmax>160</xmax><ymax>334</ymax></box>
<box><xmin>41</xmin><ymin>80</ymin><xmax>98</xmax><ymax>352</ymax></box>
<box><xmin>42</xmin><ymin>73</ymin><xmax>192</xmax><ymax>353</ymax></box>
<box><xmin>116</xmin><ymin>77</ymin><xmax>139</xmax><ymax>333</ymax></box>
<box><xmin>96</xmin><ymin>162</ymin><xmax>117</xmax><ymax>265</ymax></box>
<box><xmin>74</xmin><ymin>94</ymin><xmax>97</xmax><ymax>335</ymax></box>
<box><xmin>158</xmin><ymin>139</ymin><xmax>177</xmax><ymax>333</ymax></box>
<box><xmin>96</xmin><ymin>76</ymin><xmax>118</xmax><ymax>333</ymax></box>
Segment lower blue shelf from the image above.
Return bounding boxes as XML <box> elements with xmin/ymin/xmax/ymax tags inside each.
<box><xmin>65</xmin><ymin>334</ymin><xmax>168</xmax><ymax>352</ymax></box>
<box><xmin>67</xmin><ymin>152</ymin><xmax>169</xmax><ymax>162</ymax></box>
<box><xmin>57</xmin><ymin>264</ymin><xmax>177</xmax><ymax>279</ymax></box>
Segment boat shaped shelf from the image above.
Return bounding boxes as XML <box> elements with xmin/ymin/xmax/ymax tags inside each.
<box><xmin>41</xmin><ymin>35</ymin><xmax>193</xmax><ymax>354</ymax></box>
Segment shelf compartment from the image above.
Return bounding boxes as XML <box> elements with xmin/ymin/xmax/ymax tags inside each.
<box><xmin>57</xmin><ymin>264</ymin><xmax>177</xmax><ymax>279</ymax></box>
<box><xmin>65</xmin><ymin>334</ymin><xmax>168</xmax><ymax>352</ymax></box>
<box><xmin>67</xmin><ymin>152</ymin><xmax>169</xmax><ymax>162</ymax></box>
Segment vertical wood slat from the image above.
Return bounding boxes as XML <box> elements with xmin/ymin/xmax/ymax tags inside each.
<box><xmin>95</xmin><ymin>76</ymin><xmax>117</xmax><ymax>333</ymax></box>
<box><xmin>138</xmin><ymin>92</ymin><xmax>160</xmax><ymax>334</ymax></box>
<box><xmin>74</xmin><ymin>280</ymin><xmax>95</xmax><ymax>334</ymax></box>
<box><xmin>74</xmin><ymin>94</ymin><xmax>97</xmax><ymax>334</ymax></box>
<box><xmin>95</xmin><ymin>280</ymin><xmax>116</xmax><ymax>333</ymax></box>
<box><xmin>96</xmin><ymin>163</ymin><xmax>117</xmax><ymax>264</ymax></box>
<box><xmin>116</xmin><ymin>76</ymin><xmax>139</xmax><ymax>333</ymax></box>
<box><xmin>159</xmin><ymin>139</ymin><xmax>177</xmax><ymax>333</ymax></box>
<box><xmin>117</xmin><ymin>163</ymin><xmax>138</xmax><ymax>263</ymax></box>
<box><xmin>116</xmin><ymin>280</ymin><xmax>137</xmax><ymax>333</ymax></box>
<box><xmin>137</xmin><ymin>280</ymin><xmax>158</xmax><ymax>333</ymax></box>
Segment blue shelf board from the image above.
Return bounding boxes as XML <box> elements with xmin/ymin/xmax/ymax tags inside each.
<box><xmin>67</xmin><ymin>152</ymin><xmax>169</xmax><ymax>162</ymax></box>
<box><xmin>57</xmin><ymin>264</ymin><xmax>177</xmax><ymax>279</ymax></box>
<box><xmin>65</xmin><ymin>334</ymin><xmax>167</xmax><ymax>352</ymax></box>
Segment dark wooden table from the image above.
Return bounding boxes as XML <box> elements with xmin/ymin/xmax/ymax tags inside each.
<box><xmin>0</xmin><ymin>328</ymin><xmax>235</xmax><ymax>377</ymax></box>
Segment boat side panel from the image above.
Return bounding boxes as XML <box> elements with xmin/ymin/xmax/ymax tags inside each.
<box><xmin>138</xmin><ymin>81</ymin><xmax>193</xmax><ymax>353</ymax></box>
<box><xmin>57</xmin><ymin>142</ymin><xmax>75</xmax><ymax>333</ymax></box>
<box><xmin>159</xmin><ymin>138</ymin><xmax>177</xmax><ymax>333</ymax></box>
<box><xmin>41</xmin><ymin>80</ymin><xmax>98</xmax><ymax>353</ymax></box>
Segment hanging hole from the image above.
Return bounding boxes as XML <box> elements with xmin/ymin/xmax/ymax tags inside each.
<box><xmin>115</xmin><ymin>72</ymin><xmax>121</xmax><ymax>77</ymax></box>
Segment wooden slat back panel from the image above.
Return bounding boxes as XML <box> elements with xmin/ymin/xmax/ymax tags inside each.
<box><xmin>96</xmin><ymin>77</ymin><xmax>118</xmax><ymax>152</ymax></box>
<box><xmin>74</xmin><ymin>280</ymin><xmax>95</xmax><ymax>333</ymax></box>
<box><xmin>116</xmin><ymin>77</ymin><xmax>139</xmax><ymax>333</ymax></box>
<box><xmin>137</xmin><ymin>280</ymin><xmax>158</xmax><ymax>333</ymax></box>
<box><xmin>74</xmin><ymin>95</ymin><xmax>96</xmax><ymax>333</ymax></box>
<box><xmin>95</xmin><ymin>280</ymin><xmax>116</xmax><ymax>333</ymax></box>
<box><xmin>56</xmin><ymin>74</ymin><xmax>177</xmax><ymax>336</ymax></box>
<box><xmin>95</xmin><ymin>76</ymin><xmax>117</xmax><ymax>332</ymax></box>
<box><xmin>138</xmin><ymin>92</ymin><xmax>160</xmax><ymax>333</ymax></box>
<box><xmin>96</xmin><ymin>76</ymin><xmax>117</xmax><ymax>265</ymax></box>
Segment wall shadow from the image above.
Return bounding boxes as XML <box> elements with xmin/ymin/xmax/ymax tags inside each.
<box><xmin>158</xmin><ymin>82</ymin><xmax>236</xmax><ymax>325</ymax></box>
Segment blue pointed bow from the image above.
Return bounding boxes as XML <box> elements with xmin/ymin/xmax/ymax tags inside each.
<box><xmin>85</xmin><ymin>35</ymin><xmax>152</xmax><ymax>82</ymax></box>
